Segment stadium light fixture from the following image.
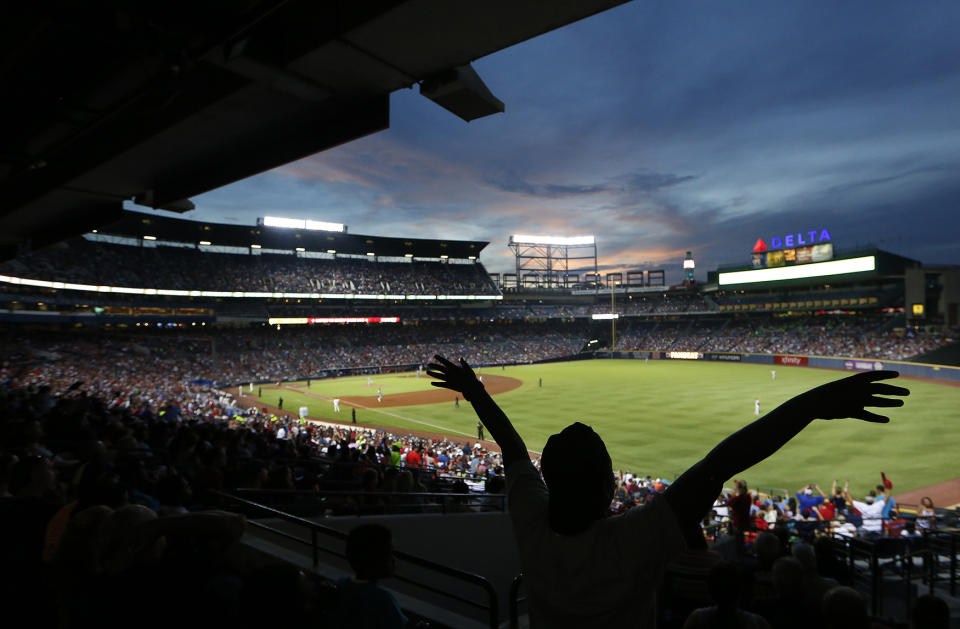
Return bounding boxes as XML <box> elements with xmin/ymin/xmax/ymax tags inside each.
<box><xmin>592</xmin><ymin>313</ymin><xmax>619</xmax><ymax>320</ymax></box>
<box><xmin>718</xmin><ymin>256</ymin><xmax>876</xmax><ymax>286</ymax></box>
<box><xmin>510</xmin><ymin>234</ymin><xmax>595</xmax><ymax>246</ymax></box>
<box><xmin>295</xmin><ymin>247</ymin><xmax>306</xmax><ymax>252</ymax></box>
<box><xmin>199</xmin><ymin>240</ymin><xmax>211</xmax><ymax>246</ymax></box>
<box><xmin>440</xmin><ymin>255</ymin><xmax>448</xmax><ymax>259</ymax></box>
<box><xmin>305</xmin><ymin>219</ymin><xmax>345</xmax><ymax>232</ymax></box>
<box><xmin>420</xmin><ymin>64</ymin><xmax>504</xmax><ymax>122</ymax></box>
<box><xmin>143</xmin><ymin>235</ymin><xmax>156</xmax><ymax>240</ymax></box>
<box><xmin>468</xmin><ymin>256</ymin><xmax>477</xmax><ymax>260</ymax></box>
<box><xmin>250</xmin><ymin>244</ymin><xmax>261</xmax><ymax>249</ymax></box>
<box><xmin>404</xmin><ymin>253</ymin><xmax>414</xmax><ymax>258</ymax></box>
<box><xmin>261</xmin><ymin>216</ymin><xmax>345</xmax><ymax>232</ymax></box>
<box><xmin>326</xmin><ymin>249</ymin><xmax>336</xmax><ymax>254</ymax></box>
<box><xmin>367</xmin><ymin>252</ymin><xmax>375</xmax><ymax>256</ymax></box>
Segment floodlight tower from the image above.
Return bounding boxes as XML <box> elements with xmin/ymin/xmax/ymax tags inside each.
<box><xmin>683</xmin><ymin>251</ymin><xmax>695</xmax><ymax>285</ymax></box>
<box><xmin>507</xmin><ymin>234</ymin><xmax>598</xmax><ymax>289</ymax></box>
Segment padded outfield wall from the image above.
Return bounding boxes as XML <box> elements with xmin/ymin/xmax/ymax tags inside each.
<box><xmin>590</xmin><ymin>350</ymin><xmax>960</xmax><ymax>383</ymax></box>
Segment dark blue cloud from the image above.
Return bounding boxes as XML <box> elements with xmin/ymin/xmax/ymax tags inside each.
<box><xmin>188</xmin><ymin>1</ymin><xmax>960</xmax><ymax>281</ymax></box>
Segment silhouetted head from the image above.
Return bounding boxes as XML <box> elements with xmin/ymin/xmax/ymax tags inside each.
<box><xmin>791</xmin><ymin>542</ymin><xmax>816</xmax><ymax>574</ymax></box>
<box><xmin>755</xmin><ymin>531</ymin><xmax>782</xmax><ymax>570</ymax></box>
<box><xmin>911</xmin><ymin>594</ymin><xmax>949</xmax><ymax>629</ymax></box>
<box><xmin>772</xmin><ymin>556</ymin><xmax>804</xmax><ymax>599</ymax></box>
<box><xmin>822</xmin><ymin>586</ymin><xmax>868</xmax><ymax>629</ymax></box>
<box><xmin>541</xmin><ymin>422</ymin><xmax>614</xmax><ymax>535</ymax></box>
<box><xmin>346</xmin><ymin>523</ymin><xmax>395</xmax><ymax>581</ymax></box>
<box><xmin>707</xmin><ymin>561</ymin><xmax>743</xmax><ymax>610</ymax></box>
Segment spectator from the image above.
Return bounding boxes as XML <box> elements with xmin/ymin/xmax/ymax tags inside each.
<box><xmin>428</xmin><ymin>355</ymin><xmax>907</xmax><ymax>627</ymax></box>
<box><xmin>331</xmin><ymin>523</ymin><xmax>408</xmax><ymax>629</ymax></box>
<box><xmin>682</xmin><ymin>561</ymin><xmax>771</xmax><ymax>628</ymax></box>
<box><xmin>910</xmin><ymin>594</ymin><xmax>949</xmax><ymax>629</ymax></box>
<box><xmin>917</xmin><ymin>496</ymin><xmax>935</xmax><ymax>530</ymax></box>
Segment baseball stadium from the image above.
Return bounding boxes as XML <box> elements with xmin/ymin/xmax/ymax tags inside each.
<box><xmin>2</xmin><ymin>4</ymin><xmax>959</xmax><ymax>629</ymax></box>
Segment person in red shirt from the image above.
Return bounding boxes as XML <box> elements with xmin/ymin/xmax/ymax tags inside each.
<box><xmin>816</xmin><ymin>499</ymin><xmax>836</xmax><ymax>521</ymax></box>
<box><xmin>727</xmin><ymin>480</ymin><xmax>753</xmax><ymax>554</ymax></box>
<box><xmin>404</xmin><ymin>447</ymin><xmax>422</xmax><ymax>468</ymax></box>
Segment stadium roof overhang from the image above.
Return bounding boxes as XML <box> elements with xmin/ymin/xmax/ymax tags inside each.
<box><xmin>104</xmin><ymin>211</ymin><xmax>487</xmax><ymax>259</ymax></box>
<box><xmin>0</xmin><ymin>1</ymin><xmax>630</xmax><ymax>261</ymax></box>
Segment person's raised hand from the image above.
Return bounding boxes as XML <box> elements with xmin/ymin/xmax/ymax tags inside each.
<box><xmin>798</xmin><ymin>370</ymin><xmax>908</xmax><ymax>423</ymax></box>
<box><xmin>427</xmin><ymin>355</ymin><xmax>485</xmax><ymax>401</ymax></box>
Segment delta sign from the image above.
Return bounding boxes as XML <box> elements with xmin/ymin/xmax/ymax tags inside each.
<box><xmin>753</xmin><ymin>229</ymin><xmax>831</xmax><ymax>253</ymax></box>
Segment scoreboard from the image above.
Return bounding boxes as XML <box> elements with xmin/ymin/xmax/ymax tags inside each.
<box><xmin>751</xmin><ymin>228</ymin><xmax>833</xmax><ymax>269</ymax></box>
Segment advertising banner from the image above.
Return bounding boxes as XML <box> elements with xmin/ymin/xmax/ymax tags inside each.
<box><xmin>811</xmin><ymin>243</ymin><xmax>834</xmax><ymax>262</ymax></box>
<box><xmin>843</xmin><ymin>360</ymin><xmax>884</xmax><ymax>371</ymax></box>
<box><xmin>665</xmin><ymin>351</ymin><xmax>702</xmax><ymax>360</ymax></box>
<box><xmin>774</xmin><ymin>355</ymin><xmax>809</xmax><ymax>366</ymax></box>
<box><xmin>710</xmin><ymin>353</ymin><xmax>743</xmax><ymax>362</ymax></box>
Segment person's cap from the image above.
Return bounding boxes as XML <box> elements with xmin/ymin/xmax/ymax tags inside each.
<box><xmin>804</xmin><ymin>488</ymin><xmax>813</xmax><ymax>495</ymax></box>
<box><xmin>864</xmin><ymin>495</ymin><xmax>875</xmax><ymax>504</ymax></box>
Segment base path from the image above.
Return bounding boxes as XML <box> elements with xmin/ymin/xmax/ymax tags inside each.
<box><xmin>894</xmin><ymin>477</ymin><xmax>960</xmax><ymax>509</ymax></box>
<box><xmin>274</xmin><ymin>374</ymin><xmax>523</xmax><ymax>408</ymax></box>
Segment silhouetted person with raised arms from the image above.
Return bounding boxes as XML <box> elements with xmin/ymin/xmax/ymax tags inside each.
<box><xmin>427</xmin><ymin>355</ymin><xmax>907</xmax><ymax>629</ymax></box>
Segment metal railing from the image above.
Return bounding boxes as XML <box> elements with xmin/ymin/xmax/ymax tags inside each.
<box><xmin>829</xmin><ymin>531</ymin><xmax>944</xmax><ymax>617</ymax></box>
<box><xmin>925</xmin><ymin>530</ymin><xmax>960</xmax><ymax>596</ymax></box>
<box><xmin>509</xmin><ymin>573</ymin><xmax>526</xmax><ymax>629</ymax></box>
<box><xmin>228</xmin><ymin>487</ymin><xmax>506</xmax><ymax>516</ymax></box>
<box><xmin>212</xmin><ymin>491</ymin><xmax>501</xmax><ymax>629</ymax></box>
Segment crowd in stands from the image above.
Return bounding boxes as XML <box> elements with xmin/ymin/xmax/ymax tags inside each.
<box><xmin>652</xmin><ymin>475</ymin><xmax>952</xmax><ymax>628</ymax></box>
<box><xmin>0</xmin><ymin>368</ymin><xmax>511</xmax><ymax>627</ymax></box>
<box><xmin>0</xmin><ymin>314</ymin><xmax>954</xmax><ymax>399</ymax></box>
<box><xmin>661</xmin><ymin>531</ymin><xmax>950</xmax><ymax>628</ymax></box>
<box><xmin>1</xmin><ymin>322</ymin><xmax>586</xmax><ymax>388</ymax></box>
<box><xmin>0</xmin><ymin>237</ymin><xmax>499</xmax><ymax>296</ymax></box>
<box><xmin>1</xmin><ymin>327</ymin><xmax>953</xmax><ymax>627</ymax></box>
<box><xmin>616</xmin><ymin>316</ymin><xmax>955</xmax><ymax>361</ymax></box>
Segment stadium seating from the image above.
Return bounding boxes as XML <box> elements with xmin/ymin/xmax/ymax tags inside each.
<box><xmin>0</xmin><ymin>237</ymin><xmax>499</xmax><ymax>296</ymax></box>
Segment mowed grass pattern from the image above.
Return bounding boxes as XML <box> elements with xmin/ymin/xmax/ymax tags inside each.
<box><xmin>255</xmin><ymin>360</ymin><xmax>959</xmax><ymax>497</ymax></box>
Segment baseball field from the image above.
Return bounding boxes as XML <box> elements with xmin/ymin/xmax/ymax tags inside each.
<box><xmin>251</xmin><ymin>359</ymin><xmax>960</xmax><ymax>500</ymax></box>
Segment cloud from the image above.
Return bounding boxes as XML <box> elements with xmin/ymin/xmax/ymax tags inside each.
<box><xmin>184</xmin><ymin>1</ymin><xmax>960</xmax><ymax>284</ymax></box>
<box><xmin>482</xmin><ymin>168</ymin><xmax>608</xmax><ymax>197</ymax></box>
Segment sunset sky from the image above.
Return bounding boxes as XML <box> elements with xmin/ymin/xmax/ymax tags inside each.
<box><xmin>168</xmin><ymin>1</ymin><xmax>960</xmax><ymax>282</ymax></box>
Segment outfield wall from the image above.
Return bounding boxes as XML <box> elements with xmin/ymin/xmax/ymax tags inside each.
<box><xmin>593</xmin><ymin>350</ymin><xmax>960</xmax><ymax>383</ymax></box>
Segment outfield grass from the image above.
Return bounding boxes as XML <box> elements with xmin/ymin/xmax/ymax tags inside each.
<box><xmin>253</xmin><ymin>360</ymin><xmax>959</xmax><ymax>497</ymax></box>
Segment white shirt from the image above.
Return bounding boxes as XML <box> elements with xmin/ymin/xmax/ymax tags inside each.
<box><xmin>852</xmin><ymin>498</ymin><xmax>886</xmax><ymax>533</ymax></box>
<box><xmin>506</xmin><ymin>459</ymin><xmax>685</xmax><ymax>628</ymax></box>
